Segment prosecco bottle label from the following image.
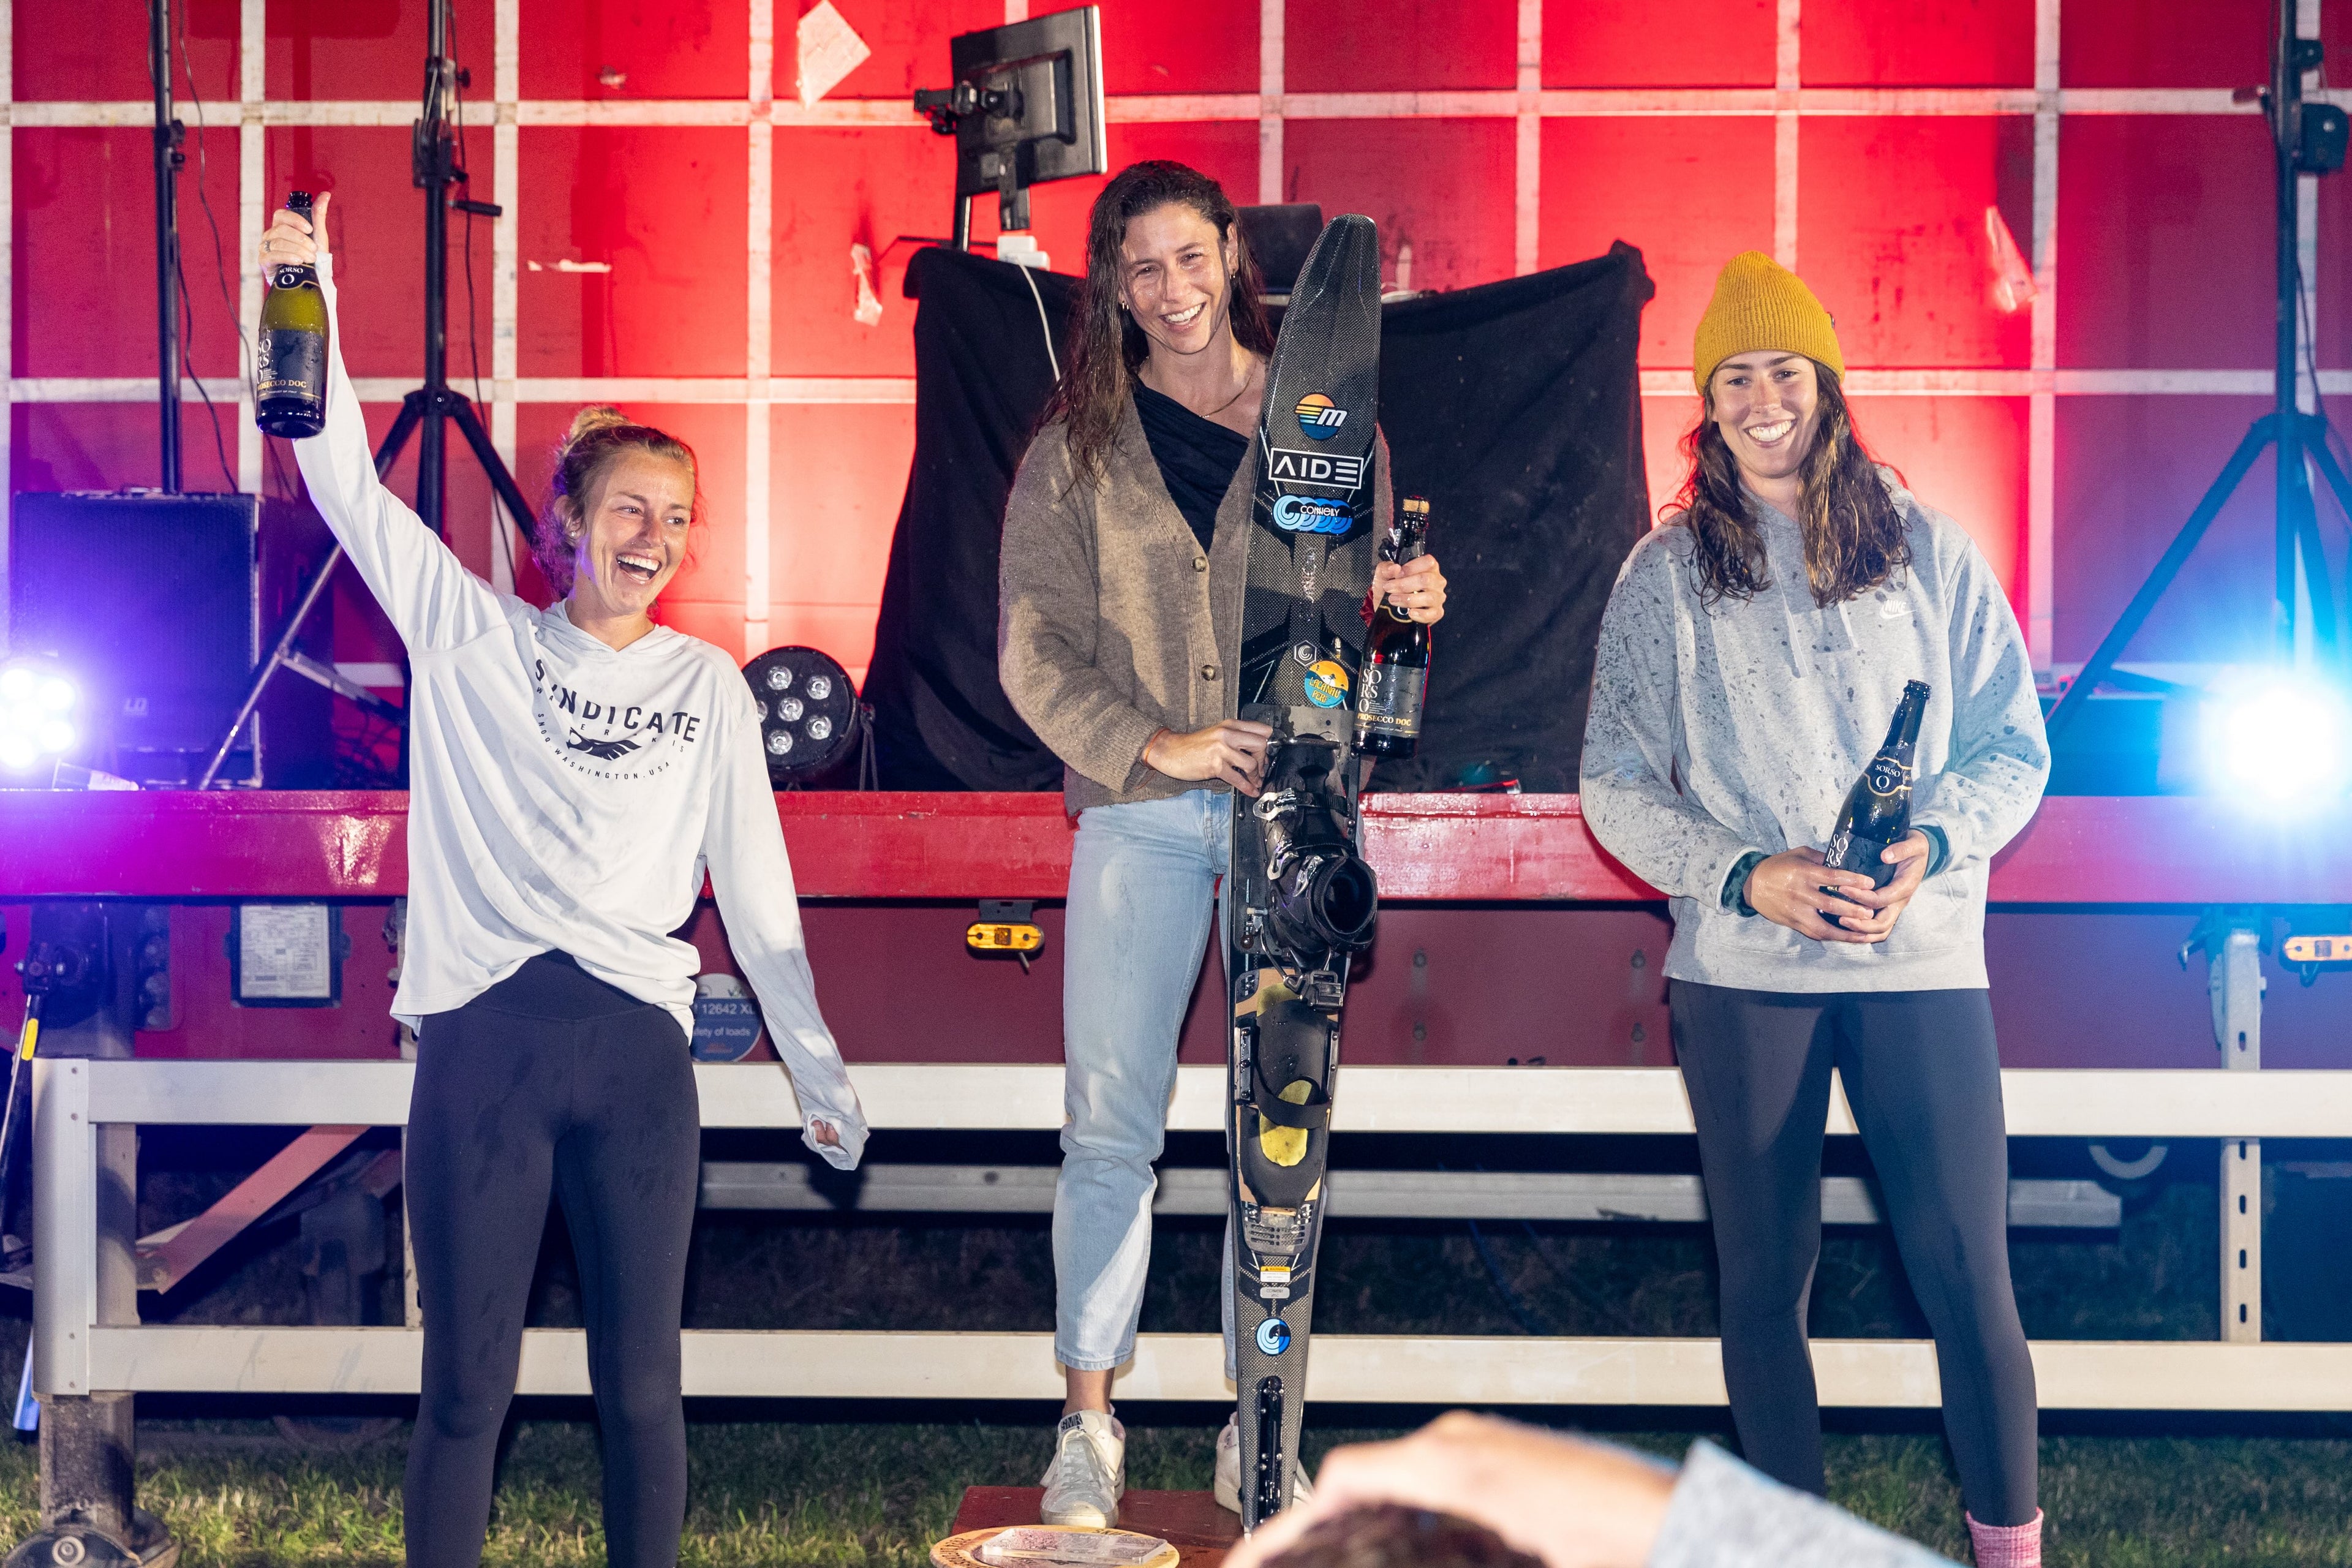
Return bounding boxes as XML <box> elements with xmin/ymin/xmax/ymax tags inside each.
<box><xmin>1825</xmin><ymin>826</ymin><xmax>1898</xmax><ymax>888</ymax></box>
<box><xmin>1863</xmin><ymin>755</ymin><xmax>1910</xmax><ymax>797</ymax></box>
<box><xmin>255</xmin><ymin>328</ymin><xmax>326</xmax><ymax>407</ymax></box>
<box><xmin>1354</xmin><ymin>663</ymin><xmax>1427</xmax><ymax>741</ymax></box>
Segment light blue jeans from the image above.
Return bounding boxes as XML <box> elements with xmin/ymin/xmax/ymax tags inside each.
<box><xmin>1055</xmin><ymin>790</ymin><xmax>1238</xmax><ymax>1374</ymax></box>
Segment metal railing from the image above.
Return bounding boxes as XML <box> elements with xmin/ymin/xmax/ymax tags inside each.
<box><xmin>36</xmin><ymin>1042</ymin><xmax>2352</xmax><ymax>1412</ymax></box>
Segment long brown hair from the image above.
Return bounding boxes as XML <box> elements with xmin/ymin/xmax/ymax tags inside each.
<box><xmin>1669</xmin><ymin>364</ymin><xmax>1912</xmax><ymax>608</ymax></box>
<box><xmin>1043</xmin><ymin>160</ymin><xmax>1275</xmax><ymax>489</ymax></box>
<box><xmin>537</xmin><ymin>405</ymin><xmax>700</xmax><ymax>598</ymax></box>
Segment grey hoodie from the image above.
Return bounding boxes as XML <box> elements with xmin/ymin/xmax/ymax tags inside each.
<box><xmin>1580</xmin><ymin>478</ymin><xmax>2048</xmax><ymax>993</ymax></box>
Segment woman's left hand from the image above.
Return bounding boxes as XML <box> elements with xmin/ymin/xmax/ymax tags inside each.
<box><xmin>1372</xmin><ymin>552</ymin><xmax>1447</xmax><ymax>624</ymax></box>
<box><xmin>1830</xmin><ymin>829</ymin><xmax>1932</xmax><ymax>939</ymax></box>
<box><xmin>809</xmin><ymin>1118</ymin><xmax>842</xmax><ymax>1149</ymax></box>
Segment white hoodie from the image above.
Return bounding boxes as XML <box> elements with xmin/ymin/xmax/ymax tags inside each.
<box><xmin>292</xmin><ymin>253</ymin><xmax>867</xmax><ymax>1169</ymax></box>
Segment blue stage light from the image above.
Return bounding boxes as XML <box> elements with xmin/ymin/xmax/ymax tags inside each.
<box><xmin>2206</xmin><ymin>672</ymin><xmax>2351</xmax><ymax>809</ymax></box>
<box><xmin>0</xmin><ymin>660</ymin><xmax>79</xmax><ymax>774</ymax></box>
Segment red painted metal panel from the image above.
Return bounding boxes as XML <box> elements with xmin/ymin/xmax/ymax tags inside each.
<box><xmin>1542</xmin><ymin>0</ymin><xmax>1774</xmax><ymax>88</ymax></box>
<box><xmin>771</xmin><ymin>126</ymin><xmax>946</xmax><ymax>379</ymax></box>
<box><xmin>1844</xmin><ymin>396</ymin><xmax>2029</xmax><ymax>598</ymax></box>
<box><xmin>15</xmin><ymin>128</ymin><xmax>243</xmax><ymax>380</ymax></box>
<box><xmin>2052</xmin><ymin>394</ymin><xmax>2278</xmax><ymax>666</ymax></box>
<box><xmin>816</xmin><ymin>0</ymin><xmax>1008</xmax><ymax>103</ymax></box>
<box><xmin>1039</xmin><ymin>0</ymin><xmax>1263</xmax><ymax>96</ymax></box>
<box><xmin>1803</xmin><ymin>0</ymin><xmax>2034</xmax><ymax>89</ymax></box>
<box><xmin>2059</xmin><ymin>0</ymin><xmax>2271</xmax><ymax>88</ymax></box>
<box><xmin>10</xmin><ymin>405</ymin><xmax>244</xmax><ymax>497</ymax></box>
<box><xmin>518</xmin><ymin>0</ymin><xmax>750</xmax><ymax>100</ymax></box>
<box><xmin>517</xmin><ymin>127</ymin><xmax>750</xmax><ymax>380</ymax></box>
<box><xmin>1285</xmin><ymin>0</ymin><xmax>1517</xmax><ymax>94</ymax></box>
<box><xmin>767</xmin><ymin>402</ymin><xmax>914</xmax><ymax>680</ymax></box>
<box><xmin>6</xmin><ymin>792</ymin><xmax>2351</xmax><ymax>907</ymax></box>
<box><xmin>1284</xmin><ymin>118</ymin><xmax>1518</xmax><ymax>293</ymax></box>
<box><xmin>263</xmin><ymin>125</ymin><xmax>498</xmax><ymax>381</ymax></box>
<box><xmin>1538</xmin><ymin>116</ymin><xmax>1777</xmax><ymax>374</ymax></box>
<box><xmin>1798</xmin><ymin>116</ymin><xmax>2034</xmax><ymax>371</ymax></box>
<box><xmin>2057</xmin><ymin>116</ymin><xmax>2273</xmax><ymax>372</ymax></box>
<box><xmin>264</xmin><ymin>0</ymin><xmax>495</xmax><ymax>103</ymax></box>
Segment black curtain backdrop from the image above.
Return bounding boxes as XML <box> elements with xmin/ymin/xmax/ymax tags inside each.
<box><xmin>863</xmin><ymin>242</ymin><xmax>1653</xmax><ymax>793</ymax></box>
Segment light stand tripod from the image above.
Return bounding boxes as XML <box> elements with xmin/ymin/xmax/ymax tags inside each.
<box><xmin>199</xmin><ymin>0</ymin><xmax>535</xmax><ymax>787</ymax></box>
<box><xmin>2046</xmin><ymin>0</ymin><xmax>2352</xmax><ymax>738</ymax></box>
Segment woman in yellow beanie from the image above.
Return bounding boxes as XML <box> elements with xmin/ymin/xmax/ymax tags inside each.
<box><xmin>1581</xmin><ymin>252</ymin><xmax>2051</xmax><ymax>1568</ymax></box>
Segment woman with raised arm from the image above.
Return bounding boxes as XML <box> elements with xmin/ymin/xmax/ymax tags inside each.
<box><xmin>1580</xmin><ymin>253</ymin><xmax>2049</xmax><ymax>1568</ymax></box>
<box><xmin>998</xmin><ymin>161</ymin><xmax>1447</xmax><ymax>1527</ymax></box>
<box><xmin>258</xmin><ymin>195</ymin><xmax>867</xmax><ymax>1568</ymax></box>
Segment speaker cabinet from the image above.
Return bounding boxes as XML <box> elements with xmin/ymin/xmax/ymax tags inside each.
<box><xmin>7</xmin><ymin>491</ymin><xmax>338</xmax><ymax>788</ymax></box>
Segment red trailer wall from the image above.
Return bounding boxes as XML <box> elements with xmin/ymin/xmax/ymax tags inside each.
<box><xmin>13</xmin><ymin>0</ymin><xmax>2351</xmax><ymax>687</ymax></box>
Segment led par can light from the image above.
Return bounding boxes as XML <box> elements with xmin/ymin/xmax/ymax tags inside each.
<box><xmin>0</xmin><ymin>658</ymin><xmax>81</xmax><ymax>776</ymax></box>
<box><xmin>741</xmin><ymin>645</ymin><xmax>864</xmax><ymax>785</ymax></box>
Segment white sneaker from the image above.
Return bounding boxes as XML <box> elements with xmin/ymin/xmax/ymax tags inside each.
<box><xmin>1040</xmin><ymin>1409</ymin><xmax>1125</xmax><ymax>1528</ymax></box>
<box><xmin>1213</xmin><ymin>1412</ymin><xmax>1315</xmax><ymax>1515</ymax></box>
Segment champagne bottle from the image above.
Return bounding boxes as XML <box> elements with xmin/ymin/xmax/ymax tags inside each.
<box><xmin>1354</xmin><ymin>496</ymin><xmax>1432</xmax><ymax>759</ymax></box>
<box><xmin>254</xmin><ymin>191</ymin><xmax>327</xmax><ymax>439</ymax></box>
<box><xmin>1824</xmin><ymin>680</ymin><xmax>1931</xmax><ymax>889</ymax></box>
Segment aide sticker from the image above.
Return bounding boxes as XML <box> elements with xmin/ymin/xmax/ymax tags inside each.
<box><xmin>1268</xmin><ymin>448</ymin><xmax>1365</xmax><ymax>490</ymax></box>
<box><xmin>1273</xmin><ymin>494</ymin><xmax>1352</xmax><ymax>535</ymax></box>
<box><xmin>1303</xmin><ymin>659</ymin><xmax>1351</xmax><ymax>709</ymax></box>
<box><xmin>1294</xmin><ymin>392</ymin><xmax>1348</xmax><ymax>440</ymax></box>
<box><xmin>1255</xmin><ymin>1317</ymin><xmax>1293</xmax><ymax>1355</ymax></box>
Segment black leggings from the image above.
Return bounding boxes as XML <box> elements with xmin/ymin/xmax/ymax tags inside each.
<box><xmin>404</xmin><ymin>952</ymin><xmax>701</xmax><ymax>1568</ymax></box>
<box><xmin>1670</xmin><ymin>981</ymin><xmax>2037</xmax><ymax>1526</ymax></box>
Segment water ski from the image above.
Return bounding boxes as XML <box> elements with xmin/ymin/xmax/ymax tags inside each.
<box><xmin>1224</xmin><ymin>211</ymin><xmax>1384</xmax><ymax>1531</ymax></box>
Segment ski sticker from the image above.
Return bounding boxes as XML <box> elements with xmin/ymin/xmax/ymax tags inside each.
<box><xmin>1273</xmin><ymin>495</ymin><xmax>1353</xmax><ymax>534</ymax></box>
<box><xmin>1267</xmin><ymin>448</ymin><xmax>1365</xmax><ymax>491</ymax></box>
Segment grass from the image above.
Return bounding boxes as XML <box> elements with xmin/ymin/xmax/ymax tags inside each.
<box><xmin>0</xmin><ymin>1140</ymin><xmax>2327</xmax><ymax>1562</ymax></box>
<box><xmin>6</xmin><ymin>1420</ymin><xmax>2352</xmax><ymax>1566</ymax></box>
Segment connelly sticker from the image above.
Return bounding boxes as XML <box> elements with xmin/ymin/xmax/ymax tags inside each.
<box><xmin>1303</xmin><ymin>660</ymin><xmax>1351</xmax><ymax>709</ymax></box>
<box><xmin>1255</xmin><ymin>1317</ymin><xmax>1293</xmax><ymax>1355</ymax></box>
<box><xmin>1273</xmin><ymin>494</ymin><xmax>1352</xmax><ymax>534</ymax></box>
<box><xmin>1294</xmin><ymin>392</ymin><xmax>1348</xmax><ymax>440</ymax></box>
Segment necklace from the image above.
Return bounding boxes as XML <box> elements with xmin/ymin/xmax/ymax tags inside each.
<box><xmin>1195</xmin><ymin>358</ymin><xmax>1261</xmax><ymax>420</ymax></box>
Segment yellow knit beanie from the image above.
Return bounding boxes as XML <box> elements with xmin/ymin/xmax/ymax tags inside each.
<box><xmin>1691</xmin><ymin>251</ymin><xmax>1844</xmax><ymax>394</ymax></box>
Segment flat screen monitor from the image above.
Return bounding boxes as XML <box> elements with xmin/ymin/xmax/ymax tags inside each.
<box><xmin>921</xmin><ymin>8</ymin><xmax>1106</xmax><ymax>235</ymax></box>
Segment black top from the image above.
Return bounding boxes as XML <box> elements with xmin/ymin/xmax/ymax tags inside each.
<box><xmin>1133</xmin><ymin>382</ymin><xmax>1250</xmax><ymax>555</ymax></box>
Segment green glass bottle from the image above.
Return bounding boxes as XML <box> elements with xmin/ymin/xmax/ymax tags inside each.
<box><xmin>1825</xmin><ymin>680</ymin><xmax>1931</xmax><ymax>888</ymax></box>
<box><xmin>254</xmin><ymin>191</ymin><xmax>327</xmax><ymax>439</ymax></box>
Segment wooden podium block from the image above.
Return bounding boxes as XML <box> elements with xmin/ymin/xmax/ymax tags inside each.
<box><xmin>948</xmin><ymin>1488</ymin><xmax>1242</xmax><ymax>1565</ymax></box>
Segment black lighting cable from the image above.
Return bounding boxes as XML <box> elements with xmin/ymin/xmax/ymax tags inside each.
<box><xmin>159</xmin><ymin>5</ymin><xmax>238</xmax><ymax>491</ymax></box>
<box><xmin>445</xmin><ymin>1</ymin><xmax>516</xmax><ymax>589</ymax></box>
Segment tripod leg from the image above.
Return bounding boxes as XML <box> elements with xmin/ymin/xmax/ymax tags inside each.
<box><xmin>447</xmin><ymin>396</ymin><xmax>541</xmax><ymax>546</ymax></box>
<box><xmin>373</xmin><ymin>391</ymin><xmax>428</xmax><ymax>483</ymax></box>
<box><xmin>2300</xmin><ymin>417</ymin><xmax>2352</xmax><ymax>660</ymax></box>
<box><xmin>2046</xmin><ymin>416</ymin><xmax>2275</xmax><ymax>739</ymax></box>
<box><xmin>2304</xmin><ymin>416</ymin><xmax>2352</xmax><ymax>521</ymax></box>
<box><xmin>196</xmin><ymin>540</ymin><xmax>348</xmax><ymax>788</ymax></box>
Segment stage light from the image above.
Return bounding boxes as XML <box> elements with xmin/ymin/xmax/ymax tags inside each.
<box><xmin>0</xmin><ymin>660</ymin><xmax>80</xmax><ymax>775</ymax></box>
<box><xmin>741</xmin><ymin>646</ymin><xmax>867</xmax><ymax>785</ymax></box>
<box><xmin>2204</xmin><ymin>671</ymin><xmax>2351</xmax><ymax>810</ymax></box>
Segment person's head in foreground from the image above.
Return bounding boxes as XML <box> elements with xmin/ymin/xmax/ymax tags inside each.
<box><xmin>1254</xmin><ymin>1502</ymin><xmax>1544</xmax><ymax>1568</ymax></box>
<box><xmin>1226</xmin><ymin>1411</ymin><xmax>1964</xmax><ymax>1568</ymax></box>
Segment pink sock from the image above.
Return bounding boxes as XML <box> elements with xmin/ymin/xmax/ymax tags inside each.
<box><xmin>1966</xmin><ymin>1510</ymin><xmax>2042</xmax><ymax>1568</ymax></box>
